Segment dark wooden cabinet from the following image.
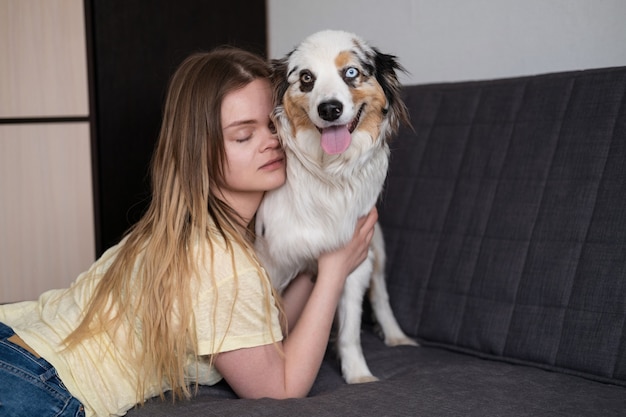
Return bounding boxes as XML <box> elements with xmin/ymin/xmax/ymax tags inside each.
<box><xmin>85</xmin><ymin>0</ymin><xmax>267</xmax><ymax>254</ymax></box>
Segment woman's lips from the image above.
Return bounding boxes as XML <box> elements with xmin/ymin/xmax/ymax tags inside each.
<box><xmin>259</xmin><ymin>156</ymin><xmax>285</xmax><ymax>170</ymax></box>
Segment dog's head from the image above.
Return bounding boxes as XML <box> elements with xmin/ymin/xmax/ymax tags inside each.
<box><xmin>271</xmin><ymin>30</ymin><xmax>409</xmax><ymax>157</ymax></box>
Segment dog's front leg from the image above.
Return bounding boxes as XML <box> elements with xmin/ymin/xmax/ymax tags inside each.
<box><xmin>335</xmin><ymin>254</ymin><xmax>378</xmax><ymax>384</ymax></box>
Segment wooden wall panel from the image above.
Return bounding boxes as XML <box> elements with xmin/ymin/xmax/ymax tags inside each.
<box><xmin>0</xmin><ymin>123</ymin><xmax>94</xmax><ymax>303</ymax></box>
<box><xmin>0</xmin><ymin>0</ymin><xmax>93</xmax><ymax>303</ymax></box>
<box><xmin>0</xmin><ymin>0</ymin><xmax>88</xmax><ymax>118</ymax></box>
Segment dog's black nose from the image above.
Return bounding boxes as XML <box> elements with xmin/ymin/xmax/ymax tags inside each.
<box><xmin>318</xmin><ymin>100</ymin><xmax>343</xmax><ymax>122</ymax></box>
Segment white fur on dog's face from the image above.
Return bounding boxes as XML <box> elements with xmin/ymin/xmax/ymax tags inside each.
<box><xmin>281</xmin><ymin>30</ymin><xmax>389</xmax><ymax>155</ymax></box>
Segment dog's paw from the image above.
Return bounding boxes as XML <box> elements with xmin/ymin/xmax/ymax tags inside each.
<box><xmin>346</xmin><ymin>374</ymin><xmax>379</xmax><ymax>384</ymax></box>
<box><xmin>385</xmin><ymin>336</ymin><xmax>419</xmax><ymax>347</ymax></box>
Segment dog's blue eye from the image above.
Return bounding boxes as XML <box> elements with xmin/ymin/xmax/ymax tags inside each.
<box><xmin>344</xmin><ymin>67</ymin><xmax>359</xmax><ymax>79</ymax></box>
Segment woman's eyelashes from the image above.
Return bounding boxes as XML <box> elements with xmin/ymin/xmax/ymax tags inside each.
<box><xmin>229</xmin><ymin>118</ymin><xmax>274</xmax><ymax>143</ymax></box>
<box><xmin>236</xmin><ymin>135</ymin><xmax>252</xmax><ymax>143</ymax></box>
<box><xmin>232</xmin><ymin>127</ymin><xmax>254</xmax><ymax>143</ymax></box>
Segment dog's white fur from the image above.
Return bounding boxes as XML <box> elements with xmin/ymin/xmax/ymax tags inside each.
<box><xmin>255</xmin><ymin>30</ymin><xmax>417</xmax><ymax>384</ymax></box>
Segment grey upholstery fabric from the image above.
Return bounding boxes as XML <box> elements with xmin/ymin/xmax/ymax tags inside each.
<box><xmin>380</xmin><ymin>66</ymin><xmax>626</xmax><ymax>385</ymax></box>
<box><xmin>131</xmin><ymin>330</ymin><xmax>626</xmax><ymax>416</ymax></box>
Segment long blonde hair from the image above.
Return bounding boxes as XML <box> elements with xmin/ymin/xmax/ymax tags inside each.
<box><xmin>66</xmin><ymin>48</ymin><xmax>280</xmax><ymax>402</ymax></box>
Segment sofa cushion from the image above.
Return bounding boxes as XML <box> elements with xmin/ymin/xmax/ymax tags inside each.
<box><xmin>379</xmin><ymin>66</ymin><xmax>626</xmax><ymax>386</ymax></box>
<box><xmin>128</xmin><ymin>329</ymin><xmax>626</xmax><ymax>416</ymax></box>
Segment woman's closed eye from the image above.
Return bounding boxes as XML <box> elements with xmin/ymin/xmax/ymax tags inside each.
<box><xmin>230</xmin><ymin>126</ymin><xmax>255</xmax><ymax>143</ymax></box>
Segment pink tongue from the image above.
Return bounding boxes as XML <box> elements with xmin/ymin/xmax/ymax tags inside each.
<box><xmin>320</xmin><ymin>125</ymin><xmax>352</xmax><ymax>154</ymax></box>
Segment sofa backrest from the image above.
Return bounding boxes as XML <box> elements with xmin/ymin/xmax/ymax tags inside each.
<box><xmin>379</xmin><ymin>67</ymin><xmax>626</xmax><ymax>386</ymax></box>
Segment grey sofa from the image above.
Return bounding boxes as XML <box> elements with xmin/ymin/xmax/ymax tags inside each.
<box><xmin>128</xmin><ymin>66</ymin><xmax>626</xmax><ymax>416</ymax></box>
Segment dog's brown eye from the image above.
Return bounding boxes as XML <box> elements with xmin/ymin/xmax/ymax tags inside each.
<box><xmin>299</xmin><ymin>70</ymin><xmax>315</xmax><ymax>93</ymax></box>
<box><xmin>300</xmin><ymin>70</ymin><xmax>314</xmax><ymax>85</ymax></box>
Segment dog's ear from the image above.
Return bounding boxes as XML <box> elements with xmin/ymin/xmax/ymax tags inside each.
<box><xmin>270</xmin><ymin>57</ymin><xmax>290</xmax><ymax>107</ymax></box>
<box><xmin>373</xmin><ymin>49</ymin><xmax>411</xmax><ymax>134</ymax></box>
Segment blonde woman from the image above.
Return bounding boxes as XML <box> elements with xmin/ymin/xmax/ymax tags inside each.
<box><xmin>0</xmin><ymin>47</ymin><xmax>377</xmax><ymax>417</ymax></box>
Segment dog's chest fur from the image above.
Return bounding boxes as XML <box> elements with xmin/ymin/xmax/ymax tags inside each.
<box><xmin>256</xmin><ymin>130</ymin><xmax>389</xmax><ymax>290</ymax></box>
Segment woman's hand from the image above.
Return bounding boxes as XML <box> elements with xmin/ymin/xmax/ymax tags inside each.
<box><xmin>317</xmin><ymin>207</ymin><xmax>378</xmax><ymax>284</ymax></box>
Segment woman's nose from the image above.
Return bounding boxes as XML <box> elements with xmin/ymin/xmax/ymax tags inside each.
<box><xmin>262</xmin><ymin>128</ymin><xmax>280</xmax><ymax>150</ymax></box>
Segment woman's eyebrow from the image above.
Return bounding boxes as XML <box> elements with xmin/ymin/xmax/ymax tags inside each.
<box><xmin>223</xmin><ymin>119</ymin><xmax>257</xmax><ymax>130</ymax></box>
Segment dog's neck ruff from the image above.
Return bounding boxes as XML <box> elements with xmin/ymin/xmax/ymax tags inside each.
<box><xmin>284</xmin><ymin>139</ymin><xmax>336</xmax><ymax>188</ymax></box>
<box><xmin>283</xmin><ymin>131</ymin><xmax>388</xmax><ymax>194</ymax></box>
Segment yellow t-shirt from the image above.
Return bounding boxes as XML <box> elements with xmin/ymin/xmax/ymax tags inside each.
<box><xmin>0</xmin><ymin>233</ymin><xmax>283</xmax><ymax>417</ymax></box>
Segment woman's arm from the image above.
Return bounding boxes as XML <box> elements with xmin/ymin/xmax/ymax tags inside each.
<box><xmin>281</xmin><ymin>272</ymin><xmax>315</xmax><ymax>332</ymax></box>
<box><xmin>214</xmin><ymin>207</ymin><xmax>378</xmax><ymax>399</ymax></box>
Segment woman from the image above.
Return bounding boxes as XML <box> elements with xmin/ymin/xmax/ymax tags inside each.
<box><xmin>0</xmin><ymin>47</ymin><xmax>377</xmax><ymax>416</ymax></box>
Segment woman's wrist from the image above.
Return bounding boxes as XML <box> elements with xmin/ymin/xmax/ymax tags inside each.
<box><xmin>314</xmin><ymin>266</ymin><xmax>348</xmax><ymax>291</ymax></box>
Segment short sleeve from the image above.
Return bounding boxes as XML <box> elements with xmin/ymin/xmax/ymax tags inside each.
<box><xmin>193</xmin><ymin>264</ymin><xmax>283</xmax><ymax>357</ymax></box>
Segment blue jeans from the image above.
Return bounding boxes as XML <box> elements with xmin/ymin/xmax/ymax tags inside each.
<box><xmin>0</xmin><ymin>322</ymin><xmax>85</xmax><ymax>417</ymax></box>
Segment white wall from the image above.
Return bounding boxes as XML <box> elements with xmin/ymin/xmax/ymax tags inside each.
<box><xmin>268</xmin><ymin>0</ymin><xmax>626</xmax><ymax>85</ymax></box>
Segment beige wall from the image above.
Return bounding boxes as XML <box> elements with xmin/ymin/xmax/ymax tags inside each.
<box><xmin>0</xmin><ymin>0</ymin><xmax>94</xmax><ymax>303</ymax></box>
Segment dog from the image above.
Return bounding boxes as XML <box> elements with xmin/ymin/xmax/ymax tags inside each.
<box><xmin>255</xmin><ymin>30</ymin><xmax>417</xmax><ymax>384</ymax></box>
